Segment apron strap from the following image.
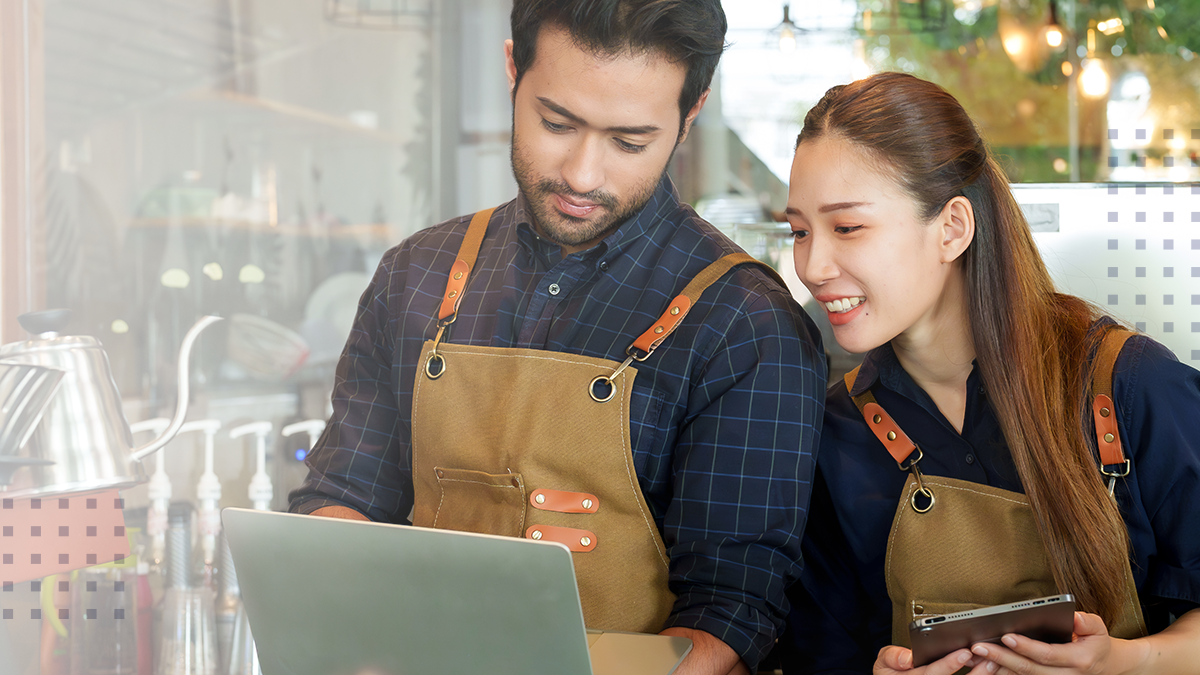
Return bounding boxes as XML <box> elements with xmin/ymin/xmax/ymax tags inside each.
<box><xmin>628</xmin><ymin>252</ymin><xmax>786</xmax><ymax>357</ymax></box>
<box><xmin>1092</xmin><ymin>328</ymin><xmax>1136</xmax><ymax>478</ymax></box>
<box><xmin>843</xmin><ymin>326</ymin><xmax>1138</xmax><ymax>481</ymax></box>
<box><xmin>438</xmin><ymin>207</ymin><xmax>497</xmax><ymax>323</ymax></box>
<box><xmin>845</xmin><ymin>366</ymin><xmax>920</xmax><ymax>467</ymax></box>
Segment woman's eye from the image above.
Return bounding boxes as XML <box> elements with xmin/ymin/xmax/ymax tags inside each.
<box><xmin>542</xmin><ymin>120</ymin><xmax>569</xmax><ymax>133</ymax></box>
<box><xmin>790</xmin><ymin>230</ymin><xmax>809</xmax><ymax>241</ymax></box>
<box><xmin>615</xmin><ymin>139</ymin><xmax>646</xmax><ymax>154</ymax></box>
<box><xmin>834</xmin><ymin>225</ymin><xmax>863</xmax><ymax>235</ymax></box>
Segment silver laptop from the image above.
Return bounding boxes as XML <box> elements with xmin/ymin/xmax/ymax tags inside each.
<box><xmin>221</xmin><ymin>508</ymin><xmax>692</xmax><ymax>675</ymax></box>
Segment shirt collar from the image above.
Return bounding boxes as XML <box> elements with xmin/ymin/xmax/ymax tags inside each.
<box><xmin>850</xmin><ymin>342</ymin><xmax>983</xmax><ymax>427</ymax></box>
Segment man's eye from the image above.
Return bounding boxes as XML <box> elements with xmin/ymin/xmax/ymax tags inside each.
<box><xmin>543</xmin><ymin>120</ymin><xmax>569</xmax><ymax>133</ymax></box>
<box><xmin>615</xmin><ymin>139</ymin><xmax>646</xmax><ymax>154</ymax></box>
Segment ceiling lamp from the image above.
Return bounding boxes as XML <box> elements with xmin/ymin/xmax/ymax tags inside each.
<box><xmin>772</xmin><ymin>4</ymin><xmax>802</xmax><ymax>54</ymax></box>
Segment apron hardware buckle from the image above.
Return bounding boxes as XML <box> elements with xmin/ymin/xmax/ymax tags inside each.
<box><xmin>624</xmin><ymin>344</ymin><xmax>652</xmax><ymax>362</ymax></box>
<box><xmin>589</xmin><ymin>355</ymin><xmax>638</xmax><ymax>403</ymax></box>
<box><xmin>905</xmin><ymin>456</ymin><xmax>936</xmax><ymax>513</ymax></box>
<box><xmin>425</xmin><ymin>324</ymin><xmax>452</xmax><ymax>379</ymax></box>
<box><xmin>1101</xmin><ymin>459</ymin><xmax>1130</xmax><ymax>496</ymax></box>
<box><xmin>425</xmin><ymin>351</ymin><xmax>447</xmax><ymax>380</ymax></box>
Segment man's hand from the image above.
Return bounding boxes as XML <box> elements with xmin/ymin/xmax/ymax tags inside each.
<box><xmin>310</xmin><ymin>505</ymin><xmax>370</xmax><ymax>521</ymax></box>
<box><xmin>659</xmin><ymin>627</ymin><xmax>749</xmax><ymax>675</ymax></box>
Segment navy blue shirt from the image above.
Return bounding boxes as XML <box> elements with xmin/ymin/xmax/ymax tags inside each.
<box><xmin>780</xmin><ymin>334</ymin><xmax>1200</xmax><ymax>674</ymax></box>
<box><xmin>288</xmin><ymin>178</ymin><xmax>827</xmax><ymax>667</ymax></box>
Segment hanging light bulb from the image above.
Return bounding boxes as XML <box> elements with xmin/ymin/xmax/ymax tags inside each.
<box><xmin>1044</xmin><ymin>0</ymin><xmax>1063</xmax><ymax>48</ymax></box>
<box><xmin>780</xmin><ymin>24</ymin><xmax>796</xmax><ymax>54</ymax></box>
<box><xmin>1080</xmin><ymin>28</ymin><xmax>1110</xmax><ymax>98</ymax></box>
<box><xmin>1080</xmin><ymin>59</ymin><xmax>1110</xmax><ymax>97</ymax></box>
<box><xmin>774</xmin><ymin>4</ymin><xmax>800</xmax><ymax>54</ymax></box>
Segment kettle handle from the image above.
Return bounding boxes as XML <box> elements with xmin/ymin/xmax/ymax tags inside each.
<box><xmin>129</xmin><ymin>315</ymin><xmax>224</xmax><ymax>463</ymax></box>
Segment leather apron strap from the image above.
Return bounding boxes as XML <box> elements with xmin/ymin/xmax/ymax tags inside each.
<box><xmin>412</xmin><ymin>207</ymin><xmax>779</xmax><ymax>632</ymax></box>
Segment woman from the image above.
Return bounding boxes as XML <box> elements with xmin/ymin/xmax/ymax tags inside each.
<box><xmin>778</xmin><ymin>72</ymin><xmax>1200</xmax><ymax>675</ymax></box>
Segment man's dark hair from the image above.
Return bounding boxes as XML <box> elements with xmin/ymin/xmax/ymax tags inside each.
<box><xmin>510</xmin><ymin>0</ymin><xmax>727</xmax><ymax>139</ymax></box>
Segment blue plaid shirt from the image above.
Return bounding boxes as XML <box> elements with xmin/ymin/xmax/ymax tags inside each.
<box><xmin>289</xmin><ymin>177</ymin><xmax>826</xmax><ymax>667</ymax></box>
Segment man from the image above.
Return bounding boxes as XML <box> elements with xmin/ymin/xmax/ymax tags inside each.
<box><xmin>288</xmin><ymin>2</ymin><xmax>826</xmax><ymax>673</ymax></box>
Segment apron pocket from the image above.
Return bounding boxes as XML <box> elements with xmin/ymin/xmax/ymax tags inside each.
<box><xmin>431</xmin><ymin>466</ymin><xmax>527</xmax><ymax>537</ymax></box>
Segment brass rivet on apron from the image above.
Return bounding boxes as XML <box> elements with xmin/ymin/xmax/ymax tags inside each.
<box><xmin>887</xmin><ymin>431</ymin><xmax>897</xmax><ymax>441</ymax></box>
<box><xmin>530</xmin><ymin>530</ymin><xmax>543</xmax><ymax>540</ymax></box>
<box><xmin>1104</xmin><ymin>433</ymin><xmax>1115</xmax><ymax>443</ymax></box>
<box><xmin>580</xmin><ymin>536</ymin><xmax>591</xmax><ymax>547</ymax></box>
<box><xmin>1101</xmin><ymin>407</ymin><xmax>1111</xmax><ymax>417</ymax></box>
<box><xmin>914</xmin><ymin>604</ymin><xmax>924</xmax><ymax>614</ymax></box>
<box><xmin>582</xmin><ymin>499</ymin><xmax>593</xmax><ymax>510</ymax></box>
<box><xmin>448</xmin><ymin>290</ymin><xmax>457</xmax><ymax>299</ymax></box>
<box><xmin>453</xmin><ymin>271</ymin><xmax>463</xmax><ymax>280</ymax></box>
<box><xmin>511</xmin><ymin>477</ymin><xmax>520</xmax><ymax>488</ymax></box>
<box><xmin>535</xmin><ymin>493</ymin><xmax>545</xmax><ymax>504</ymax></box>
<box><xmin>654</xmin><ymin>326</ymin><xmax>665</xmax><ymax>334</ymax></box>
<box><xmin>670</xmin><ymin>306</ymin><xmax>680</xmax><ymax>315</ymax></box>
<box><xmin>436</xmin><ymin>469</ymin><xmax>444</xmax><ymax>478</ymax></box>
<box><xmin>873</xmin><ymin>414</ymin><xmax>883</xmax><ymax>424</ymax></box>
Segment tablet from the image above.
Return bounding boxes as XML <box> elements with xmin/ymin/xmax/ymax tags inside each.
<box><xmin>909</xmin><ymin>594</ymin><xmax>1075</xmax><ymax>667</ymax></box>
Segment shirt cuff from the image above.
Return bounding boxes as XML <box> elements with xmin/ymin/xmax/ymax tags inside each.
<box><xmin>288</xmin><ymin>495</ymin><xmax>357</xmax><ymax>516</ymax></box>
<box><xmin>661</xmin><ymin>595</ymin><xmax>777</xmax><ymax>671</ymax></box>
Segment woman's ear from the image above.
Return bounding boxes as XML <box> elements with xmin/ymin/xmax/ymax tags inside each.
<box><xmin>938</xmin><ymin>196</ymin><xmax>975</xmax><ymax>264</ymax></box>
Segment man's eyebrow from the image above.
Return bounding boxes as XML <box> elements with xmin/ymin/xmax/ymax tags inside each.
<box><xmin>537</xmin><ymin>97</ymin><xmax>661</xmax><ymax>136</ymax></box>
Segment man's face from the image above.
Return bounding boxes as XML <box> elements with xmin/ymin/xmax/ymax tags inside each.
<box><xmin>505</xmin><ymin>27</ymin><xmax>706</xmax><ymax>254</ymax></box>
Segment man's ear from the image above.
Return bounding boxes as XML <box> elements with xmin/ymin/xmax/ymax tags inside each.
<box><xmin>676</xmin><ymin>88</ymin><xmax>710</xmax><ymax>144</ymax></box>
<box><xmin>938</xmin><ymin>195</ymin><xmax>975</xmax><ymax>264</ymax></box>
<box><xmin>504</xmin><ymin>39</ymin><xmax>517</xmax><ymax>97</ymax></box>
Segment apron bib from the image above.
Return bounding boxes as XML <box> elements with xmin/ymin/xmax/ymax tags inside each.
<box><xmin>410</xmin><ymin>207</ymin><xmax>783</xmax><ymax>633</ymax></box>
<box><xmin>882</xmin><ymin>474</ymin><xmax>1145</xmax><ymax>647</ymax></box>
<box><xmin>842</xmin><ymin>338</ymin><xmax>1148</xmax><ymax>648</ymax></box>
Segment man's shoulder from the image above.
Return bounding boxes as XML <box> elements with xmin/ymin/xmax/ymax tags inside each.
<box><xmin>381</xmin><ymin>200</ymin><xmax>518</xmax><ymax>268</ymax></box>
<box><xmin>664</xmin><ymin>206</ymin><xmax>795</xmax><ymax>306</ymax></box>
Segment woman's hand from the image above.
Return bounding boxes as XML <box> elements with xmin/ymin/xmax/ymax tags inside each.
<box><xmin>967</xmin><ymin>612</ymin><xmax>1143</xmax><ymax>675</ymax></box>
<box><xmin>875</xmin><ymin>645</ymin><xmax>990</xmax><ymax>675</ymax></box>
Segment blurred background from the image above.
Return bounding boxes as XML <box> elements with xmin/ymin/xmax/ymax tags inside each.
<box><xmin>0</xmin><ymin>1</ymin><xmax>1196</xmax><ymax>673</ymax></box>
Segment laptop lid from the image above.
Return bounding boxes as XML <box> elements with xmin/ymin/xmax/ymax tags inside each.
<box><xmin>222</xmin><ymin>508</ymin><xmax>688</xmax><ymax>675</ymax></box>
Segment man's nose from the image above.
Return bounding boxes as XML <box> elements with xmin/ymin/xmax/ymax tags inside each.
<box><xmin>560</xmin><ymin>136</ymin><xmax>605</xmax><ymax>196</ymax></box>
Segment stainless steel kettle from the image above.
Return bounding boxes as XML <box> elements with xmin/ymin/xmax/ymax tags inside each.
<box><xmin>0</xmin><ymin>310</ymin><xmax>222</xmax><ymax>496</ymax></box>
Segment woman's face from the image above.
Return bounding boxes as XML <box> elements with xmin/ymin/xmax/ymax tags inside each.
<box><xmin>786</xmin><ymin>136</ymin><xmax>960</xmax><ymax>354</ymax></box>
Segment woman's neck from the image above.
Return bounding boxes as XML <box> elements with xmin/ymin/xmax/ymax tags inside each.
<box><xmin>891</xmin><ymin>269</ymin><xmax>976</xmax><ymax>432</ymax></box>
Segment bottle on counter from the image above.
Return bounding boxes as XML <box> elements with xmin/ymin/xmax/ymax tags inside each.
<box><xmin>156</xmin><ymin>503</ymin><xmax>218</xmax><ymax>675</ymax></box>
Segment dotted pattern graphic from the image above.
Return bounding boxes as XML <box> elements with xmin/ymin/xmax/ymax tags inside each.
<box><xmin>1015</xmin><ymin>176</ymin><xmax>1199</xmax><ymax>365</ymax></box>
<box><xmin>0</xmin><ymin>489</ymin><xmax>130</xmax><ymax>623</ymax></box>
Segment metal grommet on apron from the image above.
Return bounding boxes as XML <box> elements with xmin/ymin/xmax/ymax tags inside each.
<box><xmin>409</xmin><ymin>207</ymin><xmax>788</xmax><ymax>633</ymax></box>
<box><xmin>842</xmin><ymin>350</ymin><xmax>1148</xmax><ymax>648</ymax></box>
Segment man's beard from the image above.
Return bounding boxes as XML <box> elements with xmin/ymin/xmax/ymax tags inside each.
<box><xmin>511</xmin><ymin>132</ymin><xmax>668</xmax><ymax>249</ymax></box>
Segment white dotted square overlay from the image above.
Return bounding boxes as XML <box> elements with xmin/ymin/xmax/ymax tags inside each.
<box><xmin>1015</xmin><ymin>179</ymin><xmax>1200</xmax><ymax>365</ymax></box>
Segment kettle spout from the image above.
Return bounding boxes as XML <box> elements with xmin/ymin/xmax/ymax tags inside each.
<box><xmin>129</xmin><ymin>315</ymin><xmax>224</xmax><ymax>463</ymax></box>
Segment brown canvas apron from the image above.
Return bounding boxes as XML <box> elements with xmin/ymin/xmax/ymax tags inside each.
<box><xmin>410</xmin><ymin>207</ymin><xmax>783</xmax><ymax>633</ymax></box>
<box><xmin>844</xmin><ymin>328</ymin><xmax>1148</xmax><ymax>648</ymax></box>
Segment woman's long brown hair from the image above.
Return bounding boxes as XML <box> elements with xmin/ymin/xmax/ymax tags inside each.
<box><xmin>798</xmin><ymin>72</ymin><xmax>1129</xmax><ymax>625</ymax></box>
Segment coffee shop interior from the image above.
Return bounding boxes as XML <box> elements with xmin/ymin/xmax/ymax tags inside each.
<box><xmin>0</xmin><ymin>0</ymin><xmax>1197</xmax><ymax>673</ymax></box>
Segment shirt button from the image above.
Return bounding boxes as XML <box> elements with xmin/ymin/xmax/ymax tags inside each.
<box><xmin>965</xmin><ymin>454</ymin><xmax>976</xmax><ymax>465</ymax></box>
<box><xmin>548</xmin><ymin>283</ymin><xmax>561</xmax><ymax>296</ymax></box>
<box><xmin>598</xmin><ymin>261</ymin><xmax>609</xmax><ymax>272</ymax></box>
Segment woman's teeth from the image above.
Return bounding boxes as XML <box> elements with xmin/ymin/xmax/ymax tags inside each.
<box><xmin>824</xmin><ymin>297</ymin><xmax>864</xmax><ymax>313</ymax></box>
